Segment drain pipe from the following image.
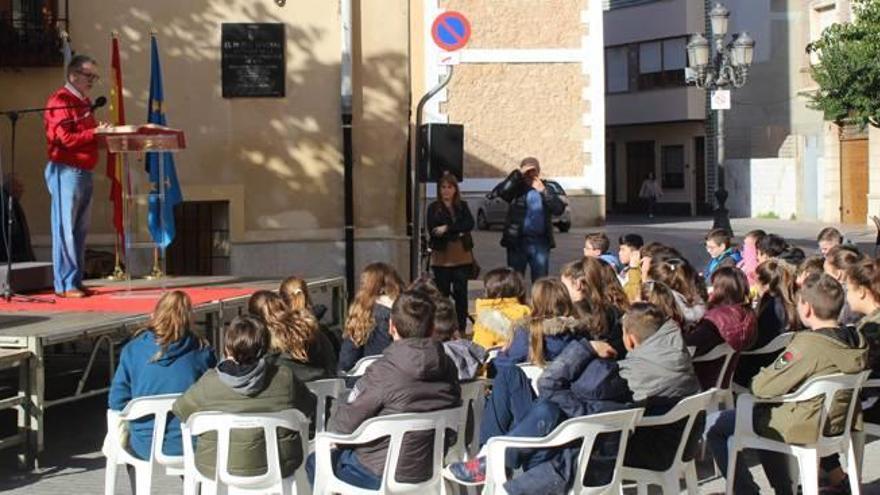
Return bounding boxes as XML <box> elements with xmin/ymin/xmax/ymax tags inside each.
<box><xmin>341</xmin><ymin>0</ymin><xmax>355</xmax><ymax>301</ymax></box>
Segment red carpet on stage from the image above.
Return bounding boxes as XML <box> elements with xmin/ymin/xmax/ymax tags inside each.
<box><xmin>0</xmin><ymin>286</ymin><xmax>258</xmax><ymax>313</ymax></box>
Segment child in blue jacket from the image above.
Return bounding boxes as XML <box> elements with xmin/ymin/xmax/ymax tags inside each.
<box><xmin>704</xmin><ymin>228</ymin><xmax>741</xmax><ymax>284</ymax></box>
<box><xmin>108</xmin><ymin>290</ymin><xmax>216</xmax><ymax>460</ymax></box>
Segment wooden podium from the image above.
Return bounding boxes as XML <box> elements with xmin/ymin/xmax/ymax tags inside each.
<box><xmin>97</xmin><ymin>124</ymin><xmax>185</xmax><ymax>293</ymax></box>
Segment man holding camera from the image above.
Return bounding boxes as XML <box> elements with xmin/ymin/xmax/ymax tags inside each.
<box><xmin>491</xmin><ymin>157</ymin><xmax>565</xmax><ymax>281</ymax></box>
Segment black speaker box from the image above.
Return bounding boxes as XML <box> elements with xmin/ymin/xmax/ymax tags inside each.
<box><xmin>419</xmin><ymin>123</ymin><xmax>463</xmax><ymax>183</ymax></box>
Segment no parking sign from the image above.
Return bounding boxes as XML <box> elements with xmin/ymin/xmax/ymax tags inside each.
<box><xmin>431</xmin><ymin>11</ymin><xmax>471</xmax><ymax>51</ymax></box>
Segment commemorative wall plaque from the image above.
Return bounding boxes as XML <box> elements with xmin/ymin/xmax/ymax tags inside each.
<box><xmin>221</xmin><ymin>23</ymin><xmax>285</xmax><ymax>98</ymax></box>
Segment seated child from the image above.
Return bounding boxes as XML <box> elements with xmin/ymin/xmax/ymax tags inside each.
<box><xmin>707</xmin><ymin>273</ymin><xmax>868</xmax><ymax>495</ymax></box>
<box><xmin>473</xmin><ymin>267</ymin><xmax>530</xmax><ymax>350</ymax></box>
<box><xmin>338</xmin><ymin>262</ymin><xmax>403</xmax><ymax>372</ymax></box>
<box><xmin>249</xmin><ymin>290</ymin><xmax>337</xmax><ymax>381</ymax></box>
<box><xmin>737</xmin><ymin>229</ymin><xmax>765</xmax><ymax>289</ymax></box>
<box><xmin>108</xmin><ymin>290</ymin><xmax>216</xmax><ymax>461</ymax></box>
<box><xmin>824</xmin><ymin>245</ymin><xmax>866</xmax><ymax>325</ymax></box>
<box><xmin>818</xmin><ymin>226</ymin><xmax>844</xmax><ymax>256</ymax></box>
<box><xmin>686</xmin><ymin>267</ymin><xmax>757</xmax><ymax>389</ymax></box>
<box><xmin>583</xmin><ymin>232</ymin><xmax>620</xmax><ymax>270</ymax></box>
<box><xmin>306</xmin><ymin>290</ymin><xmax>461</xmax><ymax>490</ymax></box>
<box><xmin>704</xmin><ymin>228</ymin><xmax>741</xmax><ymax>284</ymax></box>
<box><xmin>279</xmin><ymin>275</ymin><xmax>342</xmax><ymax>355</ymax></box>
<box><xmin>617</xmin><ymin>233</ymin><xmax>644</xmax><ymax>301</ymax></box>
<box><xmin>172</xmin><ymin>315</ymin><xmax>316</xmax><ymax>479</ymax></box>
<box><xmin>448</xmin><ymin>302</ymin><xmax>700</xmax><ymax>493</ymax></box>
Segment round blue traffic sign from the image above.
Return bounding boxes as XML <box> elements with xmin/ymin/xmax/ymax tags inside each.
<box><xmin>432</xmin><ymin>11</ymin><xmax>471</xmax><ymax>52</ymax></box>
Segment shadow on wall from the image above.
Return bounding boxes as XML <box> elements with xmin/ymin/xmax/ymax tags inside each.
<box><xmin>71</xmin><ymin>0</ymin><xmax>409</xmax><ymax>253</ymax></box>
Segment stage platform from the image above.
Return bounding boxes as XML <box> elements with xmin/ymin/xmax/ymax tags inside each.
<box><xmin>0</xmin><ymin>274</ymin><xmax>347</xmax><ymax>469</ymax></box>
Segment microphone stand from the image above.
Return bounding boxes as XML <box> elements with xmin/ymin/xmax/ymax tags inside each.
<box><xmin>0</xmin><ymin>100</ymin><xmax>94</xmax><ymax>302</ymax></box>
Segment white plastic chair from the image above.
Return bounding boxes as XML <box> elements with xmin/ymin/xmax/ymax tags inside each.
<box><xmin>622</xmin><ymin>389</ymin><xmax>717</xmax><ymax>495</ymax></box>
<box><xmin>447</xmin><ymin>379</ymin><xmax>489</xmax><ymax>462</ymax></box>
<box><xmin>725</xmin><ymin>371</ymin><xmax>870</xmax><ymax>495</ymax></box>
<box><xmin>347</xmin><ymin>354</ymin><xmax>382</xmax><ymax>376</ymax></box>
<box><xmin>306</xmin><ymin>378</ymin><xmax>348</xmax><ymax>434</ymax></box>
<box><xmin>104</xmin><ymin>393</ymin><xmax>183</xmax><ymax>495</ymax></box>
<box><xmin>447</xmin><ymin>408</ymin><xmax>643</xmax><ymax>495</ymax></box>
<box><xmin>731</xmin><ymin>332</ymin><xmax>794</xmax><ymax>395</ymax></box>
<box><xmin>312</xmin><ymin>407</ymin><xmax>460</xmax><ymax>494</ymax></box>
<box><xmin>516</xmin><ymin>363</ymin><xmax>544</xmax><ymax>394</ymax></box>
<box><xmin>181</xmin><ymin>408</ymin><xmax>311</xmax><ymax>495</ymax></box>
<box><xmin>692</xmin><ymin>343</ymin><xmax>736</xmax><ymax>410</ymax></box>
<box><xmin>861</xmin><ymin>378</ymin><xmax>880</xmax><ymax>438</ymax></box>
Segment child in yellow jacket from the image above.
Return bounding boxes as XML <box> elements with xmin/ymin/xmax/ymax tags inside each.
<box><xmin>472</xmin><ymin>268</ymin><xmax>530</xmax><ymax>350</ymax></box>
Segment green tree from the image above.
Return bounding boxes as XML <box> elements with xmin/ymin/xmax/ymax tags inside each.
<box><xmin>807</xmin><ymin>0</ymin><xmax>880</xmax><ymax>128</ymax></box>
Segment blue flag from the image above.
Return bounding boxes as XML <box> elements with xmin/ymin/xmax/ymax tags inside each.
<box><xmin>146</xmin><ymin>34</ymin><xmax>182</xmax><ymax>249</ymax></box>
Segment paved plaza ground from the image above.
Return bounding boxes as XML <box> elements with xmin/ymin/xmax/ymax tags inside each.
<box><xmin>2</xmin><ymin>215</ymin><xmax>880</xmax><ymax>494</ymax></box>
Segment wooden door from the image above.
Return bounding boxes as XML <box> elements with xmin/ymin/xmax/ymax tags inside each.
<box><xmin>166</xmin><ymin>201</ymin><xmax>230</xmax><ymax>276</ymax></box>
<box><xmin>840</xmin><ymin>138</ymin><xmax>868</xmax><ymax>224</ymax></box>
<box><xmin>626</xmin><ymin>141</ymin><xmax>655</xmax><ymax>208</ymax></box>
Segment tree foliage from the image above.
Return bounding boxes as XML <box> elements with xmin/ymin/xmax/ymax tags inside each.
<box><xmin>807</xmin><ymin>0</ymin><xmax>880</xmax><ymax>128</ymax></box>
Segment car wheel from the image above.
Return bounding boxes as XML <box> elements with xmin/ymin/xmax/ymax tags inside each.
<box><xmin>477</xmin><ymin>210</ymin><xmax>490</xmax><ymax>230</ymax></box>
<box><xmin>557</xmin><ymin>222</ymin><xmax>571</xmax><ymax>233</ymax></box>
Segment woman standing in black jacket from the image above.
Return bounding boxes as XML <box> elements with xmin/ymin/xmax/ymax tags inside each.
<box><xmin>427</xmin><ymin>172</ymin><xmax>475</xmax><ymax>332</ymax></box>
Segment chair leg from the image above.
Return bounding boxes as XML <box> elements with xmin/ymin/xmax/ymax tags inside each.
<box><xmin>847</xmin><ymin>440</ymin><xmax>863</xmax><ymax>495</ymax></box>
<box><xmin>636</xmin><ymin>481</ymin><xmax>648</xmax><ymax>495</ymax></box>
<box><xmin>724</xmin><ymin>447</ymin><xmax>739</xmax><ymax>495</ymax></box>
<box><xmin>661</xmin><ymin>472</ymin><xmax>679</xmax><ymax>494</ymax></box>
<box><xmin>134</xmin><ymin>464</ymin><xmax>152</xmax><ymax>495</ymax></box>
<box><xmin>104</xmin><ymin>460</ymin><xmax>117</xmax><ymax>495</ymax></box>
<box><xmin>685</xmin><ymin>462</ymin><xmax>699</xmax><ymax>495</ymax></box>
<box><xmin>795</xmin><ymin>450</ymin><xmax>820</xmax><ymax>495</ymax></box>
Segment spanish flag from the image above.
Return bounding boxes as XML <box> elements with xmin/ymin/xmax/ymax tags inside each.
<box><xmin>107</xmin><ymin>33</ymin><xmax>126</xmax><ymax>252</ymax></box>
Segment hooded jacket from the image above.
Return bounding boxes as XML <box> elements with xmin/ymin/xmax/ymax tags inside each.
<box><xmin>704</xmin><ymin>248</ymin><xmax>741</xmax><ymax>284</ymax></box>
<box><xmin>688</xmin><ymin>304</ymin><xmax>758</xmax><ymax>389</ymax></box>
<box><xmin>443</xmin><ymin>339</ymin><xmax>488</xmax><ymax>381</ymax></box>
<box><xmin>329</xmin><ymin>338</ymin><xmax>461</xmax><ymax>483</ymax></box>
<box><xmin>172</xmin><ymin>358</ymin><xmax>317</xmax><ymax>478</ymax></box>
<box><xmin>672</xmin><ymin>290</ymin><xmax>706</xmax><ymax>326</ymax></box>
<box><xmin>472</xmin><ymin>297</ymin><xmax>531</xmax><ymax>350</ymax></box>
<box><xmin>108</xmin><ymin>330</ymin><xmax>216</xmax><ymax>461</ymax></box>
<box><xmin>338</xmin><ymin>296</ymin><xmax>394</xmax><ymax>372</ymax></box>
<box><xmin>538</xmin><ymin>319</ymin><xmax>700</xmax><ymax>418</ymax></box>
<box><xmin>494</xmin><ymin>316</ymin><xmax>582</xmax><ymax>367</ymax></box>
<box><xmin>752</xmin><ymin>326</ymin><xmax>867</xmax><ymax>444</ymax></box>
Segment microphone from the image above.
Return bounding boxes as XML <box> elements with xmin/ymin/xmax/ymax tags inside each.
<box><xmin>91</xmin><ymin>96</ymin><xmax>107</xmax><ymax>111</ymax></box>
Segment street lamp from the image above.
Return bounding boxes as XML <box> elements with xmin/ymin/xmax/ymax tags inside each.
<box><xmin>687</xmin><ymin>2</ymin><xmax>755</xmax><ymax>235</ymax></box>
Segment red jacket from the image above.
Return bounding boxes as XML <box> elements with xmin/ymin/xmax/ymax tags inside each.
<box><xmin>43</xmin><ymin>86</ymin><xmax>98</xmax><ymax>170</ymax></box>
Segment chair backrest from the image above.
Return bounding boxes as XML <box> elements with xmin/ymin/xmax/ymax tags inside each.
<box><xmin>111</xmin><ymin>393</ymin><xmax>182</xmax><ymax>467</ymax></box>
<box><xmin>782</xmin><ymin>371</ymin><xmax>870</xmax><ymax>443</ymax></box>
<box><xmin>485</xmin><ymin>408</ymin><xmax>643</xmax><ymax>495</ymax></box>
<box><xmin>347</xmin><ymin>354</ymin><xmax>382</xmax><ymax>376</ymax></box>
<box><xmin>632</xmin><ymin>389</ymin><xmax>717</xmax><ymax>467</ymax></box>
<box><xmin>347</xmin><ymin>408</ymin><xmax>459</xmax><ymax>492</ymax></box>
<box><xmin>181</xmin><ymin>408</ymin><xmax>310</xmax><ymax>489</ymax></box>
<box><xmin>742</xmin><ymin>332</ymin><xmax>794</xmax><ymax>357</ymax></box>
<box><xmin>306</xmin><ymin>378</ymin><xmax>347</xmax><ymax>434</ymax></box>
<box><xmin>517</xmin><ymin>363</ymin><xmax>544</xmax><ymax>393</ymax></box>
<box><xmin>692</xmin><ymin>343</ymin><xmax>736</xmax><ymax>389</ymax></box>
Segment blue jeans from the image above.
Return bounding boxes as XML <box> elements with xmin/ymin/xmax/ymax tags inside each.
<box><xmin>44</xmin><ymin>162</ymin><xmax>93</xmax><ymax>293</ymax></box>
<box><xmin>507</xmin><ymin>237</ymin><xmax>550</xmax><ymax>282</ymax></box>
<box><xmin>306</xmin><ymin>448</ymin><xmax>381</xmax><ymax>490</ymax></box>
<box><xmin>480</xmin><ymin>365</ymin><xmax>536</xmax><ymax>446</ymax></box>
<box><xmin>707</xmin><ymin>410</ymin><xmax>794</xmax><ymax>495</ymax></box>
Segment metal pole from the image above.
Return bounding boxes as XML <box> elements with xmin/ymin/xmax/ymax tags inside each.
<box><xmin>712</xmin><ymin>107</ymin><xmax>732</xmax><ymax>234</ymax></box>
<box><xmin>412</xmin><ymin>66</ymin><xmax>453</xmax><ymax>280</ymax></box>
<box><xmin>341</xmin><ymin>0</ymin><xmax>355</xmax><ymax>301</ymax></box>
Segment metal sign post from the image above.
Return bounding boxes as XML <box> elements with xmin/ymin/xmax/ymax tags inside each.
<box><xmin>411</xmin><ymin>11</ymin><xmax>471</xmax><ymax>280</ymax></box>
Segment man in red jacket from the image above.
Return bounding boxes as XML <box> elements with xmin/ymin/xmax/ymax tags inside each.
<box><xmin>43</xmin><ymin>54</ymin><xmax>107</xmax><ymax>298</ymax></box>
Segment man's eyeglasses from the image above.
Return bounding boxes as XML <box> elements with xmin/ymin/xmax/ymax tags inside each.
<box><xmin>75</xmin><ymin>71</ymin><xmax>100</xmax><ymax>82</ymax></box>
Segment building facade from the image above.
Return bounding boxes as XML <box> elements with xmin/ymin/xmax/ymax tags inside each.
<box><xmin>0</xmin><ymin>0</ymin><xmax>605</xmax><ymax>281</ymax></box>
<box><xmin>605</xmin><ymin>0</ymin><xmax>879</xmax><ymax>226</ymax></box>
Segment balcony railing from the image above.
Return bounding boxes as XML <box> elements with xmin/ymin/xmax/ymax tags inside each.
<box><xmin>0</xmin><ymin>15</ymin><xmax>69</xmax><ymax>68</ymax></box>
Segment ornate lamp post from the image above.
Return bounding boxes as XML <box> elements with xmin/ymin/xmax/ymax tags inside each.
<box><xmin>687</xmin><ymin>2</ymin><xmax>755</xmax><ymax>234</ymax></box>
